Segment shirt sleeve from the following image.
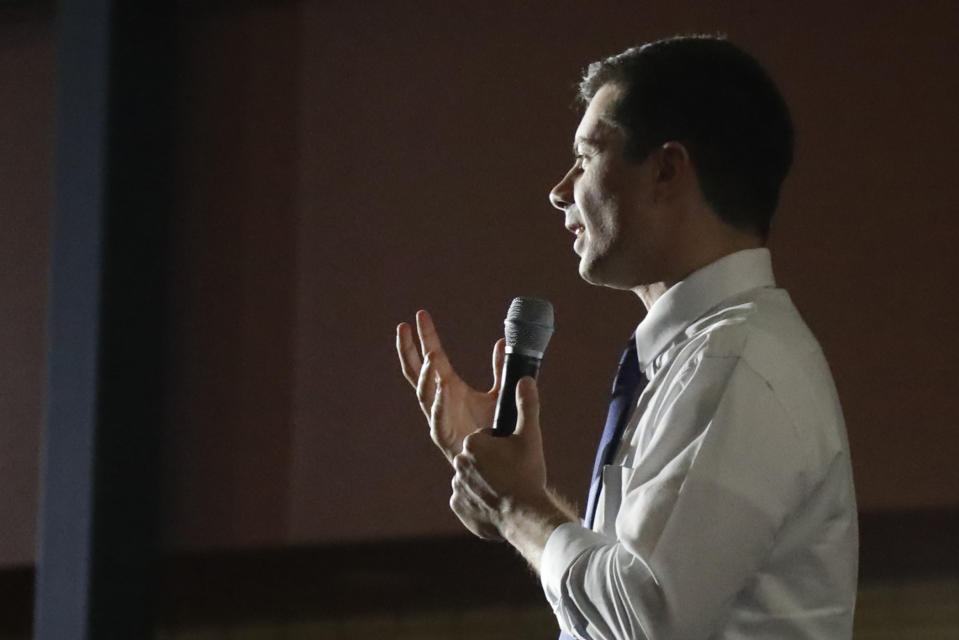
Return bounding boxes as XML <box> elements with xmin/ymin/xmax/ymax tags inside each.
<box><xmin>540</xmin><ymin>355</ymin><xmax>811</xmax><ymax>640</ymax></box>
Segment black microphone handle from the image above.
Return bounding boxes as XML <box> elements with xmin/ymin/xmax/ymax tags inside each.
<box><xmin>492</xmin><ymin>352</ymin><xmax>542</xmax><ymax>436</ymax></box>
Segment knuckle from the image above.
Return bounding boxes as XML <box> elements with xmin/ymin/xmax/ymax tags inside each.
<box><xmin>463</xmin><ymin>433</ymin><xmax>478</xmax><ymax>452</ymax></box>
<box><xmin>418</xmin><ymin>358</ymin><xmax>433</xmax><ymax>379</ymax></box>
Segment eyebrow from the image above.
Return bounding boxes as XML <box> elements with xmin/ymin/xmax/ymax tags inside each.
<box><xmin>572</xmin><ymin>136</ymin><xmax>603</xmax><ymax>156</ymax></box>
<box><xmin>572</xmin><ymin>119</ymin><xmax>619</xmax><ymax>155</ymax></box>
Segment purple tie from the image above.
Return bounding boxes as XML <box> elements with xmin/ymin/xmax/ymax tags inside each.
<box><xmin>559</xmin><ymin>339</ymin><xmax>646</xmax><ymax>640</ymax></box>
<box><xmin>584</xmin><ymin>338</ymin><xmax>646</xmax><ymax>529</ymax></box>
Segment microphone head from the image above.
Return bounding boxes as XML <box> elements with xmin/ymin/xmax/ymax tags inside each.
<box><xmin>504</xmin><ymin>297</ymin><xmax>554</xmax><ymax>357</ymax></box>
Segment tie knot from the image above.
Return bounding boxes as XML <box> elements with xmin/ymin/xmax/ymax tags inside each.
<box><xmin>614</xmin><ymin>339</ymin><xmax>644</xmax><ymax>392</ymax></box>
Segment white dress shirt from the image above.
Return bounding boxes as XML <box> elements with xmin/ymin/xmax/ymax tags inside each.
<box><xmin>541</xmin><ymin>248</ymin><xmax>858</xmax><ymax>639</ymax></box>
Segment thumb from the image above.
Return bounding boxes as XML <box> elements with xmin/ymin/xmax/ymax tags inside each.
<box><xmin>489</xmin><ymin>338</ymin><xmax>506</xmax><ymax>394</ymax></box>
<box><xmin>514</xmin><ymin>376</ymin><xmax>541</xmax><ymax>441</ymax></box>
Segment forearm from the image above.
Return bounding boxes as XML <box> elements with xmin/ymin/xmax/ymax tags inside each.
<box><xmin>498</xmin><ymin>487</ymin><xmax>578</xmax><ymax>573</ymax></box>
<box><xmin>501</xmin><ymin>493</ymin><xmax>666</xmax><ymax>639</ymax></box>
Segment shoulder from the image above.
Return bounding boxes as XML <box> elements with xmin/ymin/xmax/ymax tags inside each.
<box><xmin>681</xmin><ymin>287</ymin><xmax>817</xmax><ymax>361</ymax></box>
<box><xmin>674</xmin><ymin>287</ymin><xmax>848</xmax><ymax>473</ymax></box>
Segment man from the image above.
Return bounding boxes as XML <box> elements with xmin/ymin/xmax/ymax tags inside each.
<box><xmin>396</xmin><ymin>35</ymin><xmax>857</xmax><ymax>639</ymax></box>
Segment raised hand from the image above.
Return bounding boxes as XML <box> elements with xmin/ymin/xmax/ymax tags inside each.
<box><xmin>396</xmin><ymin>310</ymin><xmax>505</xmax><ymax>463</ymax></box>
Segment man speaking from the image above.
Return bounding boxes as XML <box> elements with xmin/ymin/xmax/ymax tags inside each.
<box><xmin>396</xmin><ymin>35</ymin><xmax>857</xmax><ymax>639</ymax></box>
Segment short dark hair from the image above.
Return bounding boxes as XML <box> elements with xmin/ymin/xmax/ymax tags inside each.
<box><xmin>579</xmin><ymin>35</ymin><xmax>793</xmax><ymax>238</ymax></box>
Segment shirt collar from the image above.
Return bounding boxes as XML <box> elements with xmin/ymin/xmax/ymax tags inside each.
<box><xmin>634</xmin><ymin>248</ymin><xmax>776</xmax><ymax>371</ymax></box>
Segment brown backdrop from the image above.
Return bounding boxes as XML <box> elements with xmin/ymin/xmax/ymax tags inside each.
<box><xmin>2</xmin><ymin>0</ymin><xmax>958</xmax><ymax>565</ymax></box>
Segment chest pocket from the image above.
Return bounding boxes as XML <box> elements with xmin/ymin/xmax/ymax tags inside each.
<box><xmin>596</xmin><ymin>464</ymin><xmax>632</xmax><ymax>537</ymax></box>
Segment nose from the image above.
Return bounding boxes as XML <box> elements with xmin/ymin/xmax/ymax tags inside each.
<box><xmin>549</xmin><ymin>166</ymin><xmax>575</xmax><ymax>211</ymax></box>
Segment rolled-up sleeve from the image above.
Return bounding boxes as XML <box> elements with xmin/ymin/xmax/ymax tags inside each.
<box><xmin>540</xmin><ymin>356</ymin><xmax>813</xmax><ymax>640</ymax></box>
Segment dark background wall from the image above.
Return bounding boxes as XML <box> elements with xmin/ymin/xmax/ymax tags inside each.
<box><xmin>0</xmin><ymin>8</ymin><xmax>53</xmax><ymax>568</ymax></box>
<box><xmin>2</xmin><ymin>0</ymin><xmax>958</xmax><ymax>568</ymax></box>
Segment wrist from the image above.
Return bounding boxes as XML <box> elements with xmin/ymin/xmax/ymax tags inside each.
<box><xmin>497</xmin><ymin>487</ymin><xmax>575</xmax><ymax>569</ymax></box>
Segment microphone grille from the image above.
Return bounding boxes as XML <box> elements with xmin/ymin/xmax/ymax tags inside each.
<box><xmin>504</xmin><ymin>297</ymin><xmax>555</xmax><ymax>353</ymax></box>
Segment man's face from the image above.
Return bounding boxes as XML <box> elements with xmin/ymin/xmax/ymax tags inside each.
<box><xmin>549</xmin><ymin>83</ymin><xmax>670</xmax><ymax>290</ymax></box>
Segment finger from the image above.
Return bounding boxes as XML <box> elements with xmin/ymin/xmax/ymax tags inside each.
<box><xmin>453</xmin><ymin>454</ymin><xmax>496</xmax><ymax>504</ymax></box>
<box><xmin>452</xmin><ymin>450</ymin><xmax>469</xmax><ymax>475</ymax></box>
<box><xmin>415</xmin><ymin>313</ymin><xmax>458</xmax><ymax>385</ymax></box>
<box><xmin>514</xmin><ymin>376</ymin><xmax>542</xmax><ymax>442</ymax></box>
<box><xmin>451</xmin><ymin>467</ymin><xmax>481</xmax><ymax>508</ymax></box>
<box><xmin>416</xmin><ymin>310</ymin><xmax>451</xmax><ymax>369</ymax></box>
<box><xmin>449</xmin><ymin>484</ymin><xmax>498</xmax><ymax>540</ymax></box>
<box><xmin>396</xmin><ymin>322</ymin><xmax>423</xmax><ymax>388</ymax></box>
<box><xmin>415</xmin><ymin>309</ymin><xmax>441</xmax><ymax>355</ymax></box>
<box><xmin>430</xmin><ymin>376</ymin><xmax>443</xmax><ymax>424</ymax></box>
<box><xmin>489</xmin><ymin>338</ymin><xmax>506</xmax><ymax>394</ymax></box>
<box><xmin>429</xmin><ymin>378</ymin><xmax>455</xmax><ymax>459</ymax></box>
<box><xmin>416</xmin><ymin>354</ymin><xmax>438</xmax><ymax>416</ymax></box>
<box><xmin>449</xmin><ymin>474</ymin><xmax>504</xmax><ymax>541</ymax></box>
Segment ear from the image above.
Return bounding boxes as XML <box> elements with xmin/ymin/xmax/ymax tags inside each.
<box><xmin>657</xmin><ymin>141</ymin><xmax>692</xmax><ymax>180</ymax></box>
<box><xmin>653</xmin><ymin>141</ymin><xmax>694</xmax><ymax>202</ymax></box>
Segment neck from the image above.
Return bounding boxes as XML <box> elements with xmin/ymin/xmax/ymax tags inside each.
<box><xmin>631</xmin><ymin>235</ymin><xmax>765</xmax><ymax>311</ymax></box>
<box><xmin>633</xmin><ymin>282</ymin><xmax>669</xmax><ymax>310</ymax></box>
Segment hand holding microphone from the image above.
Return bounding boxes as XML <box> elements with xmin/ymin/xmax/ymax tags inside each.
<box><xmin>397</xmin><ymin>298</ymin><xmax>564</xmax><ymax>542</ymax></box>
<box><xmin>396</xmin><ymin>297</ymin><xmax>554</xmax><ymax>463</ymax></box>
<box><xmin>450</xmin><ymin>297</ymin><xmax>568</xmax><ymax>542</ymax></box>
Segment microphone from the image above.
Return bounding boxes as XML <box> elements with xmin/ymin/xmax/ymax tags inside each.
<box><xmin>492</xmin><ymin>297</ymin><xmax>555</xmax><ymax>436</ymax></box>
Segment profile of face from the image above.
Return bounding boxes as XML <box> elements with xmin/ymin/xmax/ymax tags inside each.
<box><xmin>549</xmin><ymin>83</ymin><xmax>672</xmax><ymax>290</ymax></box>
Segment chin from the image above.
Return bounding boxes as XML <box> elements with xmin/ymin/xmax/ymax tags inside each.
<box><xmin>578</xmin><ymin>257</ymin><xmax>632</xmax><ymax>290</ymax></box>
<box><xmin>577</xmin><ymin>256</ymin><xmax>600</xmax><ymax>284</ymax></box>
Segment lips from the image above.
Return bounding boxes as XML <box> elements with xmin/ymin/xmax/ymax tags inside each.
<box><xmin>565</xmin><ymin>222</ymin><xmax>584</xmax><ymax>236</ymax></box>
<box><xmin>567</xmin><ymin>222</ymin><xmax>586</xmax><ymax>254</ymax></box>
